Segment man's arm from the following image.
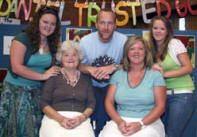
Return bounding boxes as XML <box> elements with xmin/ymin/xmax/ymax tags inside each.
<box><xmin>79</xmin><ymin>64</ymin><xmax>96</xmax><ymax>74</ymax></box>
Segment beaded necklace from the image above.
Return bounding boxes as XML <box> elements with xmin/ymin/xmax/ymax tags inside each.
<box><xmin>61</xmin><ymin>68</ymin><xmax>80</xmax><ymax>87</ymax></box>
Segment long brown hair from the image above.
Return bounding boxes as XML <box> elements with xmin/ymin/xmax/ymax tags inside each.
<box><xmin>149</xmin><ymin>16</ymin><xmax>173</xmax><ymax>62</ymax></box>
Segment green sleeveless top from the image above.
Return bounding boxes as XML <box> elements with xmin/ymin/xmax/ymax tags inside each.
<box><xmin>160</xmin><ymin>53</ymin><xmax>194</xmax><ymax>90</ymax></box>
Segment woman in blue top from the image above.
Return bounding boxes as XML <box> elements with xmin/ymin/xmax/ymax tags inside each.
<box><xmin>0</xmin><ymin>6</ymin><xmax>61</xmax><ymax>137</ymax></box>
<box><xmin>99</xmin><ymin>36</ymin><xmax>166</xmax><ymax>137</ymax></box>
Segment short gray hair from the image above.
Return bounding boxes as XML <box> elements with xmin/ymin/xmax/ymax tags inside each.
<box><xmin>56</xmin><ymin>40</ymin><xmax>83</xmax><ymax>63</ymax></box>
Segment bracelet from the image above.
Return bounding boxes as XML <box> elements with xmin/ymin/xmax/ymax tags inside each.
<box><xmin>78</xmin><ymin>114</ymin><xmax>86</xmax><ymax>123</ymax></box>
<box><xmin>139</xmin><ymin>120</ymin><xmax>145</xmax><ymax>127</ymax></box>
<box><xmin>82</xmin><ymin>113</ymin><xmax>87</xmax><ymax>119</ymax></box>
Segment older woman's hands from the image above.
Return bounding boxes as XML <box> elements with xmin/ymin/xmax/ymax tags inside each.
<box><xmin>59</xmin><ymin>115</ymin><xmax>86</xmax><ymax>129</ymax></box>
<box><xmin>67</xmin><ymin>115</ymin><xmax>86</xmax><ymax>129</ymax></box>
<box><xmin>59</xmin><ymin>116</ymin><xmax>73</xmax><ymax>129</ymax></box>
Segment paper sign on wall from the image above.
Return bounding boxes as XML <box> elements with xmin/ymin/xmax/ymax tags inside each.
<box><xmin>3</xmin><ymin>36</ymin><xmax>14</xmax><ymax>55</ymax></box>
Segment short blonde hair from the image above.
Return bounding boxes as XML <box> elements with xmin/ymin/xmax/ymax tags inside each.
<box><xmin>56</xmin><ymin>40</ymin><xmax>83</xmax><ymax>63</ymax></box>
<box><xmin>122</xmin><ymin>36</ymin><xmax>153</xmax><ymax>71</ymax></box>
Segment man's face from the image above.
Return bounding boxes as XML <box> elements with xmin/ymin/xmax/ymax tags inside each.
<box><xmin>96</xmin><ymin>11</ymin><xmax>116</xmax><ymax>43</ymax></box>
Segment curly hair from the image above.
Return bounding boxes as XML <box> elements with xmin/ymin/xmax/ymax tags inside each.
<box><xmin>25</xmin><ymin>6</ymin><xmax>61</xmax><ymax>54</ymax></box>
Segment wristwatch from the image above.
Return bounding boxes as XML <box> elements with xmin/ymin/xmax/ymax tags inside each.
<box><xmin>113</xmin><ymin>64</ymin><xmax>119</xmax><ymax>70</ymax></box>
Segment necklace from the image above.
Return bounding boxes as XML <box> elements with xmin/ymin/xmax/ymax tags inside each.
<box><xmin>61</xmin><ymin>68</ymin><xmax>80</xmax><ymax>87</ymax></box>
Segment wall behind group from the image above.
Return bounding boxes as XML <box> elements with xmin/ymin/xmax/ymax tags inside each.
<box><xmin>0</xmin><ymin>0</ymin><xmax>197</xmax><ymax>136</ymax></box>
<box><xmin>0</xmin><ymin>24</ymin><xmax>197</xmax><ymax>137</ymax></box>
<box><xmin>0</xmin><ymin>0</ymin><xmax>197</xmax><ymax>30</ymax></box>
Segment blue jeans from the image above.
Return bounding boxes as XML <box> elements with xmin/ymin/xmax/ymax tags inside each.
<box><xmin>162</xmin><ymin>93</ymin><xmax>194</xmax><ymax>137</ymax></box>
<box><xmin>91</xmin><ymin>86</ymin><xmax>110</xmax><ymax>137</ymax></box>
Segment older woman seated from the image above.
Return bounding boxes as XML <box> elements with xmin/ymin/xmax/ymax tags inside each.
<box><xmin>99</xmin><ymin>36</ymin><xmax>166</xmax><ymax>137</ymax></box>
<box><xmin>39</xmin><ymin>40</ymin><xmax>96</xmax><ymax>137</ymax></box>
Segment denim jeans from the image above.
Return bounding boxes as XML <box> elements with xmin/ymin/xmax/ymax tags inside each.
<box><xmin>162</xmin><ymin>93</ymin><xmax>194</xmax><ymax>137</ymax></box>
<box><xmin>91</xmin><ymin>86</ymin><xmax>110</xmax><ymax>137</ymax></box>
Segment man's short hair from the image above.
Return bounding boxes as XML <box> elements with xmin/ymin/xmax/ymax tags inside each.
<box><xmin>96</xmin><ymin>8</ymin><xmax>116</xmax><ymax>22</ymax></box>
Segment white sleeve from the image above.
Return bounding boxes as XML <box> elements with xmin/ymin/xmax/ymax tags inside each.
<box><xmin>168</xmin><ymin>38</ymin><xmax>187</xmax><ymax>65</ymax></box>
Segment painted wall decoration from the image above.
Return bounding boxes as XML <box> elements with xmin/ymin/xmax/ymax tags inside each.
<box><xmin>174</xmin><ymin>35</ymin><xmax>195</xmax><ymax>67</ymax></box>
<box><xmin>87</xmin><ymin>2</ymin><xmax>100</xmax><ymax>27</ymax></box>
<box><xmin>0</xmin><ymin>69</ymin><xmax>7</xmax><ymax>83</ymax></box>
<box><xmin>0</xmin><ymin>0</ymin><xmax>196</xmax><ymax>27</ymax></box>
<box><xmin>66</xmin><ymin>27</ymin><xmax>92</xmax><ymax>43</ymax></box>
<box><xmin>74</xmin><ymin>1</ymin><xmax>88</xmax><ymax>27</ymax></box>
